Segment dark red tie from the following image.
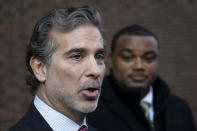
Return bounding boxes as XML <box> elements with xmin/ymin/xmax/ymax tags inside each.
<box><xmin>78</xmin><ymin>125</ymin><xmax>88</xmax><ymax>131</ymax></box>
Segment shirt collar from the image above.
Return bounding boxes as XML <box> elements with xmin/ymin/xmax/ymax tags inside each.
<box><xmin>33</xmin><ymin>95</ymin><xmax>87</xmax><ymax>131</ymax></box>
<box><xmin>141</xmin><ymin>86</ymin><xmax>153</xmax><ymax>106</ymax></box>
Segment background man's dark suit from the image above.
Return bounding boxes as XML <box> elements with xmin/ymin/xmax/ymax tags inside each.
<box><xmin>87</xmin><ymin>75</ymin><xmax>196</xmax><ymax>131</ymax></box>
<box><xmin>10</xmin><ymin>103</ymin><xmax>98</xmax><ymax>131</ymax></box>
<box><xmin>88</xmin><ymin>25</ymin><xmax>196</xmax><ymax>131</ymax></box>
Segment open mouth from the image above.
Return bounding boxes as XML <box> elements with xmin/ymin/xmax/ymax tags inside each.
<box><xmin>82</xmin><ymin>87</ymin><xmax>99</xmax><ymax>98</ymax></box>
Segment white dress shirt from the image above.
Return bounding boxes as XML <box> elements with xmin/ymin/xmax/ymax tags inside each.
<box><xmin>34</xmin><ymin>96</ymin><xmax>87</xmax><ymax>131</ymax></box>
<box><xmin>141</xmin><ymin>86</ymin><xmax>154</xmax><ymax>122</ymax></box>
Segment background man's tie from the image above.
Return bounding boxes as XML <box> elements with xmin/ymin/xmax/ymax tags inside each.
<box><xmin>140</xmin><ymin>101</ymin><xmax>150</xmax><ymax>121</ymax></box>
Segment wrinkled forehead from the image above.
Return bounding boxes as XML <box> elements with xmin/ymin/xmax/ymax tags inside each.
<box><xmin>50</xmin><ymin>25</ymin><xmax>104</xmax><ymax>53</ymax></box>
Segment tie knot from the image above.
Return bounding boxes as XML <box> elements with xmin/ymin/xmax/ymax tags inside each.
<box><xmin>140</xmin><ymin>101</ymin><xmax>150</xmax><ymax>119</ymax></box>
<box><xmin>78</xmin><ymin>125</ymin><xmax>88</xmax><ymax>131</ymax></box>
<box><xmin>140</xmin><ymin>102</ymin><xmax>150</xmax><ymax>110</ymax></box>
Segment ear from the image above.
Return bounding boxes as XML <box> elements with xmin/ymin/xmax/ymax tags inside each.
<box><xmin>30</xmin><ymin>57</ymin><xmax>47</xmax><ymax>82</ymax></box>
<box><xmin>107</xmin><ymin>53</ymin><xmax>113</xmax><ymax>69</ymax></box>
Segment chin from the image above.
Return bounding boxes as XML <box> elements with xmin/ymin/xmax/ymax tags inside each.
<box><xmin>128</xmin><ymin>83</ymin><xmax>148</xmax><ymax>89</ymax></box>
<box><xmin>79</xmin><ymin>101</ymin><xmax>98</xmax><ymax>114</ymax></box>
<box><xmin>80</xmin><ymin>105</ymin><xmax>97</xmax><ymax>114</ymax></box>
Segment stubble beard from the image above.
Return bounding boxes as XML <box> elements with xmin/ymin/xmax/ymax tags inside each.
<box><xmin>56</xmin><ymin>90</ymin><xmax>99</xmax><ymax>115</ymax></box>
<box><xmin>56</xmin><ymin>80</ymin><xmax>101</xmax><ymax>115</ymax></box>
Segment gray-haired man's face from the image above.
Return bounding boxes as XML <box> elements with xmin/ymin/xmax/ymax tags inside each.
<box><xmin>32</xmin><ymin>25</ymin><xmax>105</xmax><ymax>124</ymax></box>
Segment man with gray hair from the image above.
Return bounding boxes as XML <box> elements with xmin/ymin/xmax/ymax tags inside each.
<box><xmin>10</xmin><ymin>5</ymin><xmax>106</xmax><ymax>131</ymax></box>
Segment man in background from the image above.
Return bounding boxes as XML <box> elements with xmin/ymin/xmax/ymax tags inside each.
<box><xmin>87</xmin><ymin>25</ymin><xmax>196</xmax><ymax>131</ymax></box>
<box><xmin>10</xmin><ymin>5</ymin><xmax>106</xmax><ymax>131</ymax></box>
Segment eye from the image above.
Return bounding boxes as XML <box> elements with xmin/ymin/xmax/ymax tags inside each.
<box><xmin>95</xmin><ymin>53</ymin><xmax>105</xmax><ymax>61</ymax></box>
<box><xmin>70</xmin><ymin>54</ymin><xmax>82</xmax><ymax>60</ymax></box>
<box><xmin>143</xmin><ymin>53</ymin><xmax>157</xmax><ymax>62</ymax></box>
<box><xmin>119</xmin><ymin>51</ymin><xmax>135</xmax><ymax>62</ymax></box>
<box><xmin>120</xmin><ymin>54</ymin><xmax>135</xmax><ymax>62</ymax></box>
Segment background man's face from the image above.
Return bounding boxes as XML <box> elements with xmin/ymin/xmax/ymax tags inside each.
<box><xmin>109</xmin><ymin>35</ymin><xmax>158</xmax><ymax>89</ymax></box>
<box><xmin>43</xmin><ymin>25</ymin><xmax>105</xmax><ymax>116</ymax></box>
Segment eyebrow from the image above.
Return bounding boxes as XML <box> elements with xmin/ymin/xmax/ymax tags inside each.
<box><xmin>120</xmin><ymin>48</ymin><xmax>133</xmax><ymax>53</ymax></box>
<box><xmin>144</xmin><ymin>50</ymin><xmax>157</xmax><ymax>56</ymax></box>
<box><xmin>119</xmin><ymin>48</ymin><xmax>157</xmax><ymax>56</ymax></box>
<box><xmin>118</xmin><ymin>48</ymin><xmax>134</xmax><ymax>54</ymax></box>
<box><xmin>97</xmin><ymin>48</ymin><xmax>106</xmax><ymax>54</ymax></box>
<box><xmin>65</xmin><ymin>48</ymin><xmax>86</xmax><ymax>55</ymax></box>
<box><xmin>65</xmin><ymin>47</ymin><xmax>106</xmax><ymax>55</ymax></box>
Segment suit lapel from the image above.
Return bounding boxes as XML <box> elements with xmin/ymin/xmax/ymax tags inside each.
<box><xmin>102</xmin><ymin>81</ymin><xmax>145</xmax><ymax>130</ymax></box>
<box><xmin>24</xmin><ymin>102</ymin><xmax>53</xmax><ymax>131</ymax></box>
<box><xmin>88</xmin><ymin>125</ymin><xmax>99</xmax><ymax>131</ymax></box>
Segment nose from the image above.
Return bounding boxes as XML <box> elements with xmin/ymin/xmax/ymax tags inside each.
<box><xmin>133</xmin><ymin>58</ymin><xmax>144</xmax><ymax>70</ymax></box>
<box><xmin>85</xmin><ymin>56</ymin><xmax>105</xmax><ymax>79</ymax></box>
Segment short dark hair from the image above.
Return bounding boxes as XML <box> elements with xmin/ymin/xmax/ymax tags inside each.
<box><xmin>26</xmin><ymin>5</ymin><xmax>104</xmax><ymax>95</ymax></box>
<box><xmin>111</xmin><ymin>25</ymin><xmax>159</xmax><ymax>52</ymax></box>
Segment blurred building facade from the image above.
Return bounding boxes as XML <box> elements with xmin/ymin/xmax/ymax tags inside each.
<box><xmin>0</xmin><ymin>0</ymin><xmax>197</xmax><ymax>130</ymax></box>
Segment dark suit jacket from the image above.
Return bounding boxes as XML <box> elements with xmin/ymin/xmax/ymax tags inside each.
<box><xmin>87</xmin><ymin>75</ymin><xmax>196</xmax><ymax>131</ymax></box>
<box><xmin>9</xmin><ymin>102</ymin><xmax>98</xmax><ymax>131</ymax></box>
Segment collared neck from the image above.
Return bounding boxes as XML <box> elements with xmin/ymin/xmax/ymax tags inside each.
<box><xmin>141</xmin><ymin>86</ymin><xmax>153</xmax><ymax>106</ymax></box>
<box><xmin>33</xmin><ymin>96</ymin><xmax>87</xmax><ymax>131</ymax></box>
<box><xmin>141</xmin><ymin>86</ymin><xmax>154</xmax><ymax>122</ymax></box>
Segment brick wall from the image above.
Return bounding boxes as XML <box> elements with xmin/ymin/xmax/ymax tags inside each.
<box><xmin>0</xmin><ymin>0</ymin><xmax>197</xmax><ymax>130</ymax></box>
